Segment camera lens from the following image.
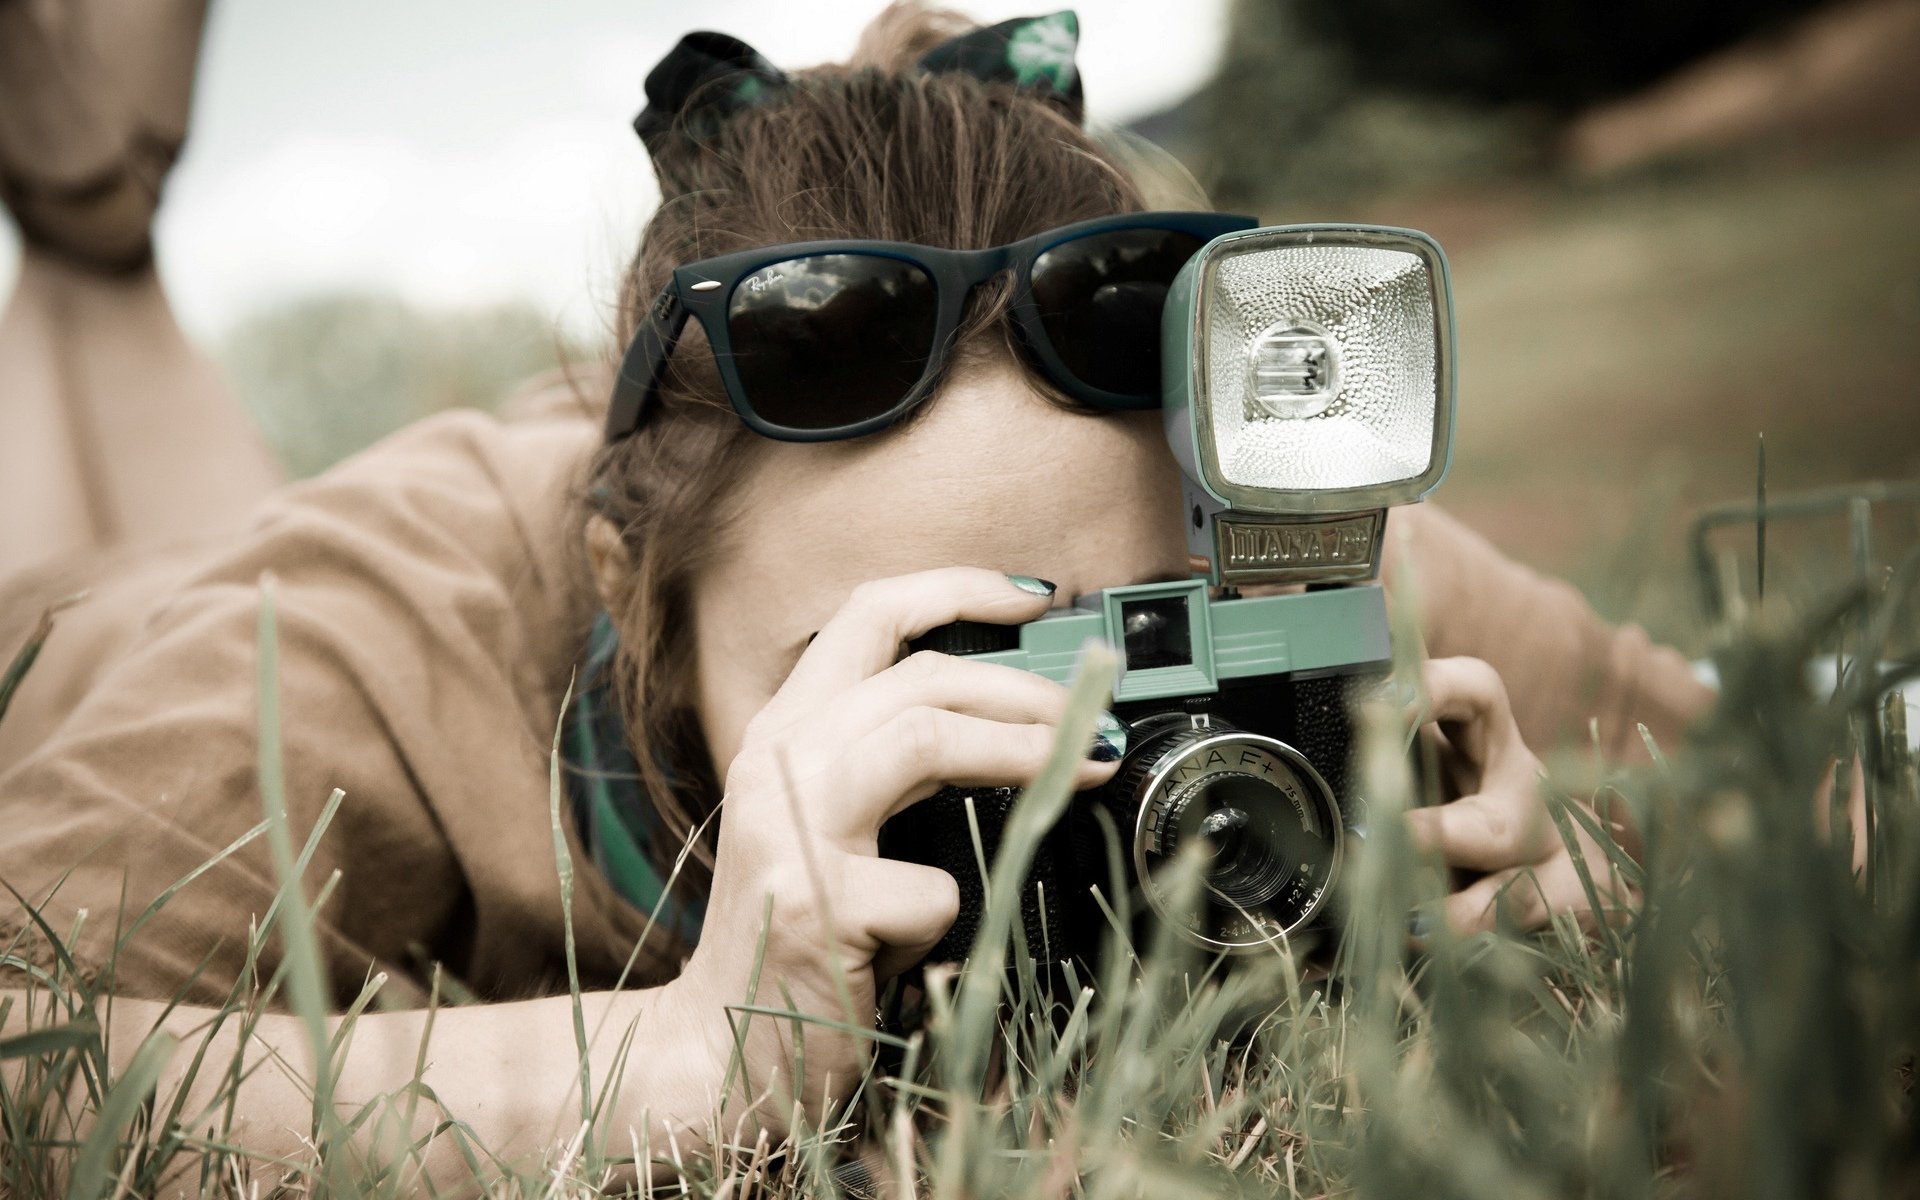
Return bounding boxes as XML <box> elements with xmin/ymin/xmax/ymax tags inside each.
<box><xmin>1110</xmin><ymin>714</ymin><xmax>1342</xmax><ymax>951</ymax></box>
<box><xmin>1169</xmin><ymin>774</ymin><xmax>1299</xmax><ymax>909</ymax></box>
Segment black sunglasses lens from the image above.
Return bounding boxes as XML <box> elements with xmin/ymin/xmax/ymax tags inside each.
<box><xmin>1030</xmin><ymin>228</ymin><xmax>1206</xmax><ymax>398</ymax></box>
<box><xmin>727</xmin><ymin>254</ymin><xmax>939</xmax><ymax>431</ymax></box>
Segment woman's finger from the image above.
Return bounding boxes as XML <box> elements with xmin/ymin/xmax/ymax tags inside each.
<box><xmin>1442</xmin><ymin>864</ymin><xmax>1549</xmax><ymax>934</ymax></box>
<box><xmin>774</xmin><ymin>569</ymin><xmax>1057</xmax><ymax>709</ymax></box>
<box><xmin>1418</xmin><ymin>656</ymin><xmax>1521</xmax><ymax>767</ymax></box>
<box><xmin>1405</xmin><ymin>655</ymin><xmax>1551</xmax><ymax>871</ymax></box>
<box><xmin>1404</xmin><ymin>783</ymin><xmax>1553</xmax><ymax>873</ymax></box>
<box><xmin>844</xmin><ymin>856</ymin><xmax>964</xmax><ymax>980</ymax></box>
<box><xmin>809</xmin><ymin>707</ymin><xmax>1119</xmax><ymax>840</ymax></box>
<box><xmin>789</xmin><ymin>651</ymin><xmax>1075</xmax><ymax>745</ymax></box>
<box><xmin>1441</xmin><ymin>848</ymin><xmax>1632</xmax><ymax>936</ymax></box>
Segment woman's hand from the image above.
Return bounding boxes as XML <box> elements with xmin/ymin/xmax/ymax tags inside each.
<box><xmin>1402</xmin><ymin>657</ymin><xmax>1630</xmax><ymax>936</ymax></box>
<box><xmin>665</xmin><ymin>568</ymin><xmax>1121</xmax><ymax>1129</ymax></box>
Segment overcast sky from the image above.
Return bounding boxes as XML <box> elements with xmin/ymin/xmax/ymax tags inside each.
<box><xmin>0</xmin><ymin>0</ymin><xmax>1230</xmax><ymax>341</ymax></box>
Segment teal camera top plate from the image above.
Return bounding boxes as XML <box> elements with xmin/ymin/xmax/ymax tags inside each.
<box><xmin>952</xmin><ymin>582</ymin><xmax>1391</xmax><ymax>702</ymax></box>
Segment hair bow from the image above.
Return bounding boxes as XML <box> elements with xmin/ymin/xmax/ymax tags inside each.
<box><xmin>632</xmin><ymin>11</ymin><xmax>1084</xmax><ymax>157</ymax></box>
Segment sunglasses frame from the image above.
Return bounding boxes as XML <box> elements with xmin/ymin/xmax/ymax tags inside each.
<box><xmin>604</xmin><ymin>210</ymin><xmax>1258</xmax><ymax>443</ymax></box>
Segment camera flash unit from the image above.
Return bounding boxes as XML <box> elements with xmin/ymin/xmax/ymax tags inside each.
<box><xmin>1163</xmin><ymin>224</ymin><xmax>1457</xmax><ymax>586</ymax></box>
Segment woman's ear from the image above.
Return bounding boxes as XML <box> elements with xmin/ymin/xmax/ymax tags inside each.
<box><xmin>584</xmin><ymin>513</ymin><xmax>635</xmax><ymax>613</ymax></box>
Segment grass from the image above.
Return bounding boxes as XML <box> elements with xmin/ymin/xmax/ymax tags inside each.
<box><xmin>2</xmin><ymin>552</ymin><xmax>1917</xmax><ymax>1197</ymax></box>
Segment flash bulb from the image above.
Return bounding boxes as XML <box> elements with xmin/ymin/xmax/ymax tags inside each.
<box><xmin>1247</xmin><ymin>319</ymin><xmax>1342</xmax><ymax>419</ymax></box>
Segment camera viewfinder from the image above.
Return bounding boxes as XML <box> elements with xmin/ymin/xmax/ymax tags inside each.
<box><xmin>1120</xmin><ymin>596</ymin><xmax>1195</xmax><ymax>670</ymax></box>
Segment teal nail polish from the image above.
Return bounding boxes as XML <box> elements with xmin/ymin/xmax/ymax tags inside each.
<box><xmin>1407</xmin><ymin>909</ymin><xmax>1434</xmax><ymax>942</ymax></box>
<box><xmin>1089</xmin><ymin>711</ymin><xmax>1128</xmax><ymax>762</ymax></box>
<box><xmin>1006</xmin><ymin>574</ymin><xmax>1058</xmax><ymax>597</ymax></box>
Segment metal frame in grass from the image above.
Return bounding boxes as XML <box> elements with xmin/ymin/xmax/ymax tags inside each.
<box><xmin>603</xmin><ymin>210</ymin><xmax>1258</xmax><ymax>443</ymax></box>
<box><xmin>1690</xmin><ymin>476</ymin><xmax>1920</xmax><ymax>905</ymax></box>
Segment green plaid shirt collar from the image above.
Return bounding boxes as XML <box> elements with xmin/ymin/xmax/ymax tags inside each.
<box><xmin>562</xmin><ymin>613</ymin><xmax>705</xmax><ymax>946</ymax></box>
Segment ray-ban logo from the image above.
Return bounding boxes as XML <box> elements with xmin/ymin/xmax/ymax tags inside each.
<box><xmin>746</xmin><ymin>270</ymin><xmax>786</xmax><ymax>293</ymax></box>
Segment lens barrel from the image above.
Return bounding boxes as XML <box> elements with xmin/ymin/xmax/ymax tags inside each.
<box><xmin>1105</xmin><ymin>712</ymin><xmax>1343</xmax><ymax>951</ymax></box>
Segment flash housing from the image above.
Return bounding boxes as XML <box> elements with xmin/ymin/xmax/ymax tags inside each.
<box><xmin>1162</xmin><ymin>225</ymin><xmax>1457</xmax><ymax>518</ymax></box>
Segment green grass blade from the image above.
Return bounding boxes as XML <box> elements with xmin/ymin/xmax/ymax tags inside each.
<box><xmin>253</xmin><ymin>577</ymin><xmax>337</xmax><ymax>1148</ymax></box>
<box><xmin>0</xmin><ymin>594</ymin><xmax>83</xmax><ymax>728</ymax></box>
<box><xmin>0</xmin><ymin>1019</ymin><xmax>99</xmax><ymax>1061</ymax></box>
<box><xmin>62</xmin><ymin>1029</ymin><xmax>177</xmax><ymax>1200</ymax></box>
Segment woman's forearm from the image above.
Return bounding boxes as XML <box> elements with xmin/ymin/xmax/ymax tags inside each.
<box><xmin>1386</xmin><ymin>503</ymin><xmax>1714</xmax><ymax>758</ymax></box>
<box><xmin>4</xmin><ymin>983</ymin><xmax>726</xmax><ymax>1191</ymax></box>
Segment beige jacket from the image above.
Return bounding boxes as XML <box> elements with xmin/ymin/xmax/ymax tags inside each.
<box><xmin>0</xmin><ymin>408</ymin><xmax>1711</xmax><ymax>1004</ymax></box>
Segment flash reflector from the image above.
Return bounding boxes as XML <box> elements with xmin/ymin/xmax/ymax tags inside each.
<box><xmin>1164</xmin><ymin>225</ymin><xmax>1455</xmax><ymax>516</ymax></box>
<box><xmin>1215</xmin><ymin>246</ymin><xmax>1433</xmax><ymax>487</ymax></box>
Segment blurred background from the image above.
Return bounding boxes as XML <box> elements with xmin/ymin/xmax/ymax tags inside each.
<box><xmin>3</xmin><ymin>0</ymin><xmax>1916</xmax><ymax>643</ymax></box>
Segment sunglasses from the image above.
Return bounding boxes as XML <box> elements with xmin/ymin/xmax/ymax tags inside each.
<box><xmin>604</xmin><ymin>210</ymin><xmax>1258</xmax><ymax>443</ymax></box>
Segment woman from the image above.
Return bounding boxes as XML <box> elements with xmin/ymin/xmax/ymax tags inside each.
<box><xmin>0</xmin><ymin>5</ymin><xmax>1710</xmax><ymax>1184</ymax></box>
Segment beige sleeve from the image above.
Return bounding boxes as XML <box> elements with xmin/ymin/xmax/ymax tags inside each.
<box><xmin>0</xmin><ymin>411</ymin><xmax>606</xmax><ymax>1004</ymax></box>
<box><xmin>0</xmin><ymin>563</ymin><xmax>454</xmax><ymax>1004</ymax></box>
<box><xmin>1383</xmin><ymin>502</ymin><xmax>1713</xmax><ymax>760</ymax></box>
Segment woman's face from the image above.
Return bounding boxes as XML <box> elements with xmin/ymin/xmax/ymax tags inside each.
<box><xmin>689</xmin><ymin>350</ymin><xmax>1192</xmax><ymax>777</ymax></box>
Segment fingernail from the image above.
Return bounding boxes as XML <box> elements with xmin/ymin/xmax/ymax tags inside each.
<box><xmin>1006</xmin><ymin>575</ymin><xmax>1058</xmax><ymax>597</ymax></box>
<box><xmin>1407</xmin><ymin>909</ymin><xmax>1434</xmax><ymax>943</ymax></box>
<box><xmin>1089</xmin><ymin>711</ymin><xmax>1128</xmax><ymax>762</ymax></box>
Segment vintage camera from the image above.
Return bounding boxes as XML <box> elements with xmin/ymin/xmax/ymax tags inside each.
<box><xmin>878</xmin><ymin>225</ymin><xmax>1457</xmax><ymax>964</ymax></box>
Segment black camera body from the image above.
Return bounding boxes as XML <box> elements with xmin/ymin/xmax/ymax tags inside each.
<box><xmin>878</xmin><ymin>579</ymin><xmax>1393</xmax><ymax>966</ymax></box>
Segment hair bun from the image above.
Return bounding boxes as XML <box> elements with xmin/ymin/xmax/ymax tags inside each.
<box><xmin>633</xmin><ymin>8</ymin><xmax>1086</xmax><ymax>186</ymax></box>
<box><xmin>631</xmin><ymin>31</ymin><xmax>790</xmax><ymax>160</ymax></box>
<box><xmin>913</xmin><ymin>11</ymin><xmax>1083</xmax><ymax>123</ymax></box>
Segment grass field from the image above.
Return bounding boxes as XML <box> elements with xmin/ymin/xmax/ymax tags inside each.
<box><xmin>2</xmin><ymin>555</ymin><xmax>1915</xmax><ymax>1196</ymax></box>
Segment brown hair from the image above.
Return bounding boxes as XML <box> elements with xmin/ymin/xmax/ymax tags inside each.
<box><xmin>582</xmin><ymin>3</ymin><xmax>1149</xmax><ymax>861</ymax></box>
